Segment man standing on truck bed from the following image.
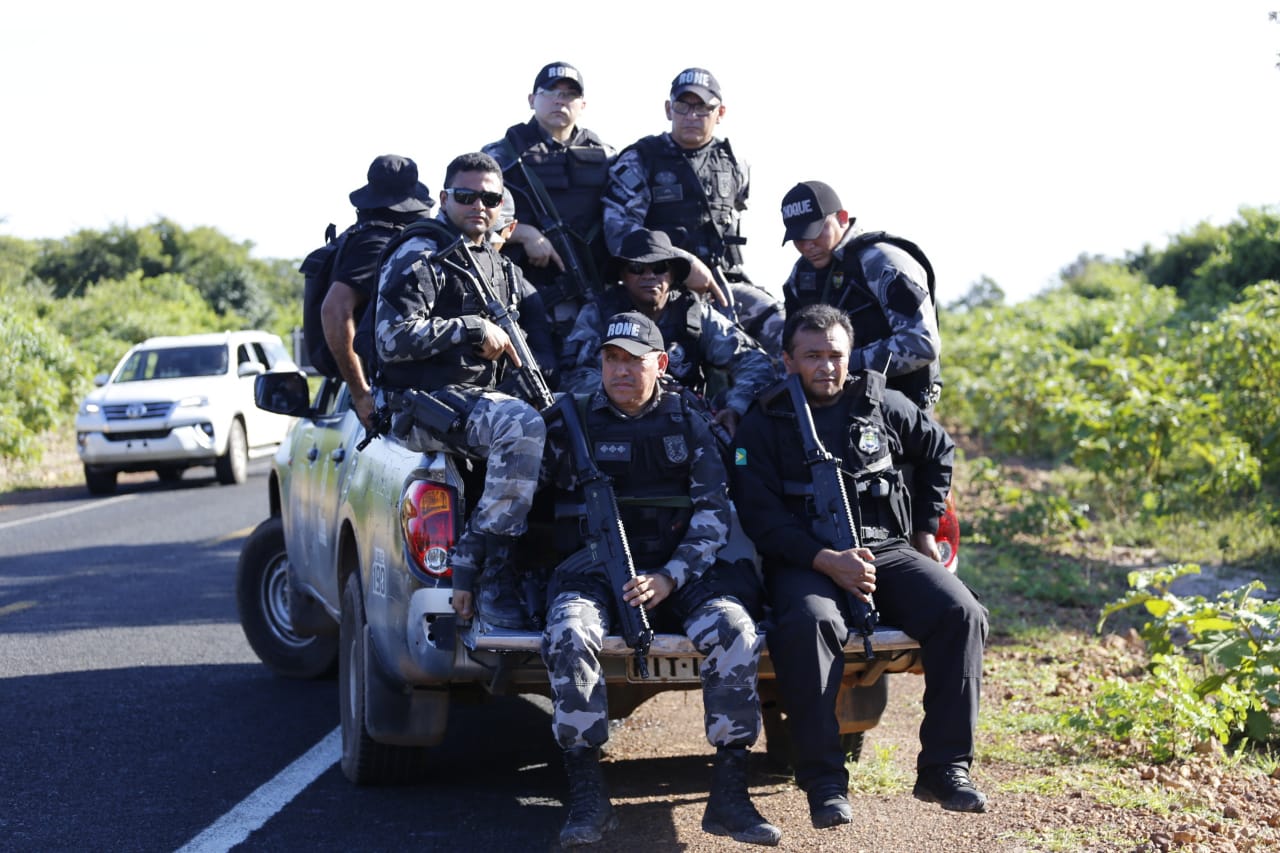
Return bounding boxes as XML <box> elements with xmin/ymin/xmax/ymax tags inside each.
<box><xmin>731</xmin><ymin>304</ymin><xmax>988</xmax><ymax>825</ymax></box>
<box><xmin>540</xmin><ymin>311</ymin><xmax>781</xmax><ymax>847</ymax></box>
<box><xmin>375</xmin><ymin>151</ymin><xmax>546</xmax><ymax>631</ymax></box>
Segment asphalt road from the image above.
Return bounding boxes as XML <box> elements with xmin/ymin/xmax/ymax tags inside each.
<box><xmin>0</xmin><ymin>462</ymin><xmax>566</xmax><ymax>853</ymax></box>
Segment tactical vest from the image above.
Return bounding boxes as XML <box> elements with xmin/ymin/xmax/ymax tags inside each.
<box><xmin>596</xmin><ymin>289</ymin><xmax>705</xmax><ymax>392</ymax></box>
<box><xmin>561</xmin><ymin>392</ymin><xmax>696</xmax><ymax>570</ymax></box>
<box><xmin>500</xmin><ymin>121</ymin><xmax>611</xmax><ymax>235</ymax></box>
<box><xmin>788</xmin><ymin>243</ymin><xmax>939</xmax><ymax>406</ymax></box>
<box><xmin>629</xmin><ymin>134</ymin><xmax>745</xmax><ymax>269</ymax></box>
<box><xmin>378</xmin><ymin>241</ymin><xmax>518</xmax><ymax>393</ymax></box>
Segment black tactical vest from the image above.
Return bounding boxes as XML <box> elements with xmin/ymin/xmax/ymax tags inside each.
<box><xmin>500</xmin><ymin>121</ymin><xmax>611</xmax><ymax>234</ymax></box>
<box><xmin>565</xmin><ymin>392</ymin><xmax>696</xmax><ymax>570</ymax></box>
<box><xmin>630</xmin><ymin>134</ymin><xmax>745</xmax><ymax>269</ymax></box>
<box><xmin>379</xmin><ymin>243</ymin><xmax>517</xmax><ymax>392</ymax></box>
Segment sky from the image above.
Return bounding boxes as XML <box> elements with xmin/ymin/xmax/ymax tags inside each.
<box><xmin>2</xmin><ymin>1</ymin><xmax>1278</xmax><ymax>305</ymax></box>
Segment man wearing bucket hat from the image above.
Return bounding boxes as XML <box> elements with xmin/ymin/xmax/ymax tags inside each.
<box><xmin>321</xmin><ymin>154</ymin><xmax>435</xmax><ymax>426</ymax></box>
<box><xmin>541</xmin><ymin>310</ymin><xmax>780</xmax><ymax>847</ymax></box>
<box><xmin>601</xmin><ymin>68</ymin><xmax>784</xmax><ymax>358</ymax></box>
<box><xmin>559</xmin><ymin>229</ymin><xmax>775</xmax><ymax>437</ymax></box>
<box><xmin>779</xmin><ymin>180</ymin><xmax>942</xmax><ymax>411</ymax></box>
<box><xmin>482</xmin><ymin>62</ymin><xmax>616</xmax><ymax>372</ymax></box>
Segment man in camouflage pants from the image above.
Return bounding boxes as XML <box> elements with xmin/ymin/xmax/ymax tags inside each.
<box><xmin>375</xmin><ymin>151</ymin><xmax>546</xmax><ymax>630</ymax></box>
<box><xmin>540</xmin><ymin>311</ymin><xmax>780</xmax><ymax>847</ymax></box>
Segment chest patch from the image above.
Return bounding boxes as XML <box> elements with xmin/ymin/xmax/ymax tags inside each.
<box><xmin>858</xmin><ymin>425</ymin><xmax>881</xmax><ymax>454</ymax></box>
<box><xmin>595</xmin><ymin>440</ymin><xmax>632</xmax><ymax>462</ymax></box>
<box><xmin>663</xmin><ymin>434</ymin><xmax>689</xmax><ymax>464</ymax></box>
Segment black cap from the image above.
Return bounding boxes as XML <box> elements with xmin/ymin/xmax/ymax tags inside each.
<box><xmin>602</xmin><ymin>311</ymin><xmax>665</xmax><ymax>356</ymax></box>
<box><xmin>606</xmin><ymin>229</ymin><xmax>692</xmax><ymax>283</ymax></box>
<box><xmin>533</xmin><ymin>62</ymin><xmax>584</xmax><ymax>94</ymax></box>
<box><xmin>670</xmin><ymin>68</ymin><xmax>721</xmax><ymax>103</ymax></box>
<box><xmin>349</xmin><ymin>155</ymin><xmax>434</xmax><ymax>213</ymax></box>
<box><xmin>780</xmin><ymin>181</ymin><xmax>842</xmax><ymax>244</ymax></box>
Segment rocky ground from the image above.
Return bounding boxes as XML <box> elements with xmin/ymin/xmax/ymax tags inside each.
<box><xmin>588</xmin><ymin>643</ymin><xmax>1280</xmax><ymax>853</ymax></box>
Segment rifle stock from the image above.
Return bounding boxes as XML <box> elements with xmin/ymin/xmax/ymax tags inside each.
<box><xmin>784</xmin><ymin>374</ymin><xmax>880</xmax><ymax>657</ymax></box>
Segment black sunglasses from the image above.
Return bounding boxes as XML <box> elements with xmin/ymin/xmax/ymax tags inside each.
<box><xmin>445</xmin><ymin>187</ymin><xmax>505</xmax><ymax>208</ymax></box>
<box><xmin>624</xmin><ymin>260</ymin><xmax>671</xmax><ymax>276</ymax></box>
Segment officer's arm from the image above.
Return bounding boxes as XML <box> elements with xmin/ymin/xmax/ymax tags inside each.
<box><xmin>375</xmin><ymin>242</ymin><xmax>481</xmax><ymax>364</ymax></box>
<box><xmin>600</xmin><ymin>150</ymin><xmax>651</xmax><ymax>256</ymax></box>
<box><xmin>699</xmin><ymin>306</ymin><xmax>779</xmax><ymax>416</ymax></box>
<box><xmin>852</xmin><ymin>253</ymin><xmax>940</xmax><ymax>376</ymax></box>
<box><xmin>884</xmin><ymin>389</ymin><xmax>954</xmax><ymax>531</ymax></box>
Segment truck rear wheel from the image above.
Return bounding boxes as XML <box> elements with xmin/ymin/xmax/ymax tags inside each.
<box><xmin>215</xmin><ymin>419</ymin><xmax>248</xmax><ymax>485</ymax></box>
<box><xmin>339</xmin><ymin>573</ymin><xmax>428</xmax><ymax>784</ymax></box>
<box><xmin>236</xmin><ymin>517</ymin><xmax>337</xmax><ymax>679</ymax></box>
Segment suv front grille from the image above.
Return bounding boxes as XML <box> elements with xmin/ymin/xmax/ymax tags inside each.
<box><xmin>102</xmin><ymin>402</ymin><xmax>174</xmax><ymax>420</ymax></box>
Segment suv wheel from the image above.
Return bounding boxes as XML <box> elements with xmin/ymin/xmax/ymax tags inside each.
<box><xmin>215</xmin><ymin>419</ymin><xmax>248</xmax><ymax>485</ymax></box>
<box><xmin>236</xmin><ymin>517</ymin><xmax>338</xmax><ymax>679</ymax></box>
<box><xmin>84</xmin><ymin>465</ymin><xmax>118</xmax><ymax>496</ymax></box>
<box><xmin>339</xmin><ymin>573</ymin><xmax>428</xmax><ymax>784</ymax></box>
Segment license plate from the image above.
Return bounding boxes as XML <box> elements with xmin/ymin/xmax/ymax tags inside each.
<box><xmin>626</xmin><ymin>655</ymin><xmax>702</xmax><ymax>683</ymax></box>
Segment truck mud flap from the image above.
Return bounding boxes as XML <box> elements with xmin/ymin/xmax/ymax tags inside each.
<box><xmin>364</xmin><ymin>626</ymin><xmax>450</xmax><ymax>746</ymax></box>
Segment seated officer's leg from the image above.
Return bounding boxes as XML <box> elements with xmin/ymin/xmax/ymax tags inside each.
<box><xmin>871</xmin><ymin>543</ymin><xmax>987</xmax><ymax>769</ymax></box>
<box><xmin>541</xmin><ymin>591</ymin><xmax>611</xmax><ymax>751</ymax></box>
<box><xmin>684</xmin><ymin>596</ymin><xmax>763</xmax><ymax>748</ymax></box>
<box><xmin>465</xmin><ymin>392</ymin><xmax>546</xmax><ymax>538</ymax></box>
<box><xmin>764</xmin><ymin>568</ymin><xmax>850</xmax><ymax>798</ymax></box>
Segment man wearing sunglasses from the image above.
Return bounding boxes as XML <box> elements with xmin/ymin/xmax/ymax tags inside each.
<box><xmin>602</xmin><ymin>68</ymin><xmax>785</xmax><ymax>360</ymax></box>
<box><xmin>375</xmin><ymin>151</ymin><xmax>548</xmax><ymax>631</ymax></box>
<box><xmin>482</xmin><ymin>62</ymin><xmax>616</xmax><ymax>374</ymax></box>
<box><xmin>559</xmin><ymin>229</ymin><xmax>775</xmax><ymax>438</ymax></box>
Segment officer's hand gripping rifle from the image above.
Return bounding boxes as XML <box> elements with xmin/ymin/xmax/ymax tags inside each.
<box><xmin>510</xmin><ymin>158</ymin><xmax>599</xmax><ymax>304</ymax></box>
<box><xmin>783</xmin><ymin>373</ymin><xmax>879</xmax><ymax>658</ymax></box>
<box><xmin>548</xmin><ymin>396</ymin><xmax>655</xmax><ymax>678</ymax></box>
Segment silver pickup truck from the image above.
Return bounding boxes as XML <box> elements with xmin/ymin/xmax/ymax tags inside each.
<box><xmin>237</xmin><ymin>372</ymin><xmax>958</xmax><ymax>784</ymax></box>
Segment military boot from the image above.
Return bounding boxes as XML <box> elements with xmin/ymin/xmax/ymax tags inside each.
<box><xmin>702</xmin><ymin>746</ymin><xmax>782</xmax><ymax>846</ymax></box>
<box><xmin>559</xmin><ymin>746</ymin><xmax>618</xmax><ymax>847</ymax></box>
<box><xmin>475</xmin><ymin>533</ymin><xmax>525</xmax><ymax>629</ymax></box>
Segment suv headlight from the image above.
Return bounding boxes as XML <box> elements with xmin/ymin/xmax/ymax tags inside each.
<box><xmin>80</xmin><ymin>401</ymin><xmax>101</xmax><ymax>415</ymax></box>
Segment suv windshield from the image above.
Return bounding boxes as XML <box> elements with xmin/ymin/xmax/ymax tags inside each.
<box><xmin>115</xmin><ymin>345</ymin><xmax>228</xmax><ymax>382</ymax></box>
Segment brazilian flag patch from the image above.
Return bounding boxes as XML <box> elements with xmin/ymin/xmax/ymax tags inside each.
<box><xmin>734</xmin><ymin>447</ymin><xmax>747</xmax><ymax>466</ymax></box>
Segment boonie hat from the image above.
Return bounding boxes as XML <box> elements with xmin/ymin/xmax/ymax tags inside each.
<box><xmin>349</xmin><ymin>154</ymin><xmax>434</xmax><ymax>213</ymax></box>
<box><xmin>606</xmin><ymin>229</ymin><xmax>692</xmax><ymax>283</ymax></box>
<box><xmin>780</xmin><ymin>180</ymin><xmax>842</xmax><ymax>244</ymax></box>
<box><xmin>670</xmin><ymin>68</ymin><xmax>721</xmax><ymax>103</ymax></box>
<box><xmin>533</xmin><ymin>61</ymin><xmax>584</xmax><ymax>94</ymax></box>
<box><xmin>602</xmin><ymin>311</ymin><xmax>665</xmax><ymax>356</ymax></box>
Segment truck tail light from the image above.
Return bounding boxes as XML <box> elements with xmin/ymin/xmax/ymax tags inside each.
<box><xmin>935</xmin><ymin>491</ymin><xmax>960</xmax><ymax>573</ymax></box>
<box><xmin>401</xmin><ymin>480</ymin><xmax>455</xmax><ymax>578</ymax></box>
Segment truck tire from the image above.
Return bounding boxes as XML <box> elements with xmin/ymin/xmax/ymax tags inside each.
<box><xmin>339</xmin><ymin>573</ymin><xmax>428</xmax><ymax>784</ymax></box>
<box><xmin>236</xmin><ymin>517</ymin><xmax>338</xmax><ymax>679</ymax></box>
<box><xmin>215</xmin><ymin>419</ymin><xmax>248</xmax><ymax>485</ymax></box>
<box><xmin>84</xmin><ymin>464</ymin><xmax>118</xmax><ymax>496</ymax></box>
<box><xmin>155</xmin><ymin>466</ymin><xmax>184</xmax><ymax>483</ymax></box>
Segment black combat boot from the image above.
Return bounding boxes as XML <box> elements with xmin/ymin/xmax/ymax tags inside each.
<box><xmin>559</xmin><ymin>747</ymin><xmax>618</xmax><ymax>847</ymax></box>
<box><xmin>702</xmin><ymin>746</ymin><xmax>782</xmax><ymax>846</ymax></box>
<box><xmin>475</xmin><ymin>533</ymin><xmax>525</xmax><ymax>629</ymax></box>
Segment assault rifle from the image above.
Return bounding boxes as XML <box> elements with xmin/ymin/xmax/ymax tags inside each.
<box><xmin>435</xmin><ymin>239</ymin><xmax>653</xmax><ymax>671</ymax></box>
<box><xmin>507</xmin><ymin>155</ymin><xmax>600</xmax><ymax>305</ymax></box>
<box><xmin>547</xmin><ymin>395</ymin><xmax>655</xmax><ymax>678</ymax></box>
<box><xmin>783</xmin><ymin>373</ymin><xmax>879</xmax><ymax>658</ymax></box>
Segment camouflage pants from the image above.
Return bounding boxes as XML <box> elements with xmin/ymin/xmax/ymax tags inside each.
<box><xmin>541</xmin><ymin>590</ymin><xmax>763</xmax><ymax>751</ymax></box>
<box><xmin>462</xmin><ymin>392</ymin><xmax>545</xmax><ymax>540</ymax></box>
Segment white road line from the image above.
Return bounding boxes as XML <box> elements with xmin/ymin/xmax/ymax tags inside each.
<box><xmin>0</xmin><ymin>493</ymin><xmax>137</xmax><ymax>532</ymax></box>
<box><xmin>175</xmin><ymin>727</ymin><xmax>341</xmax><ymax>853</ymax></box>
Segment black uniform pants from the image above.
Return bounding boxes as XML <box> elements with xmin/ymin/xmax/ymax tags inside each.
<box><xmin>764</xmin><ymin>539</ymin><xmax>988</xmax><ymax>793</ymax></box>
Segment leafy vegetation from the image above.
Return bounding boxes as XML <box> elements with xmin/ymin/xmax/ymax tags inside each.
<box><xmin>0</xmin><ymin>220</ymin><xmax>301</xmax><ymax>463</ymax></box>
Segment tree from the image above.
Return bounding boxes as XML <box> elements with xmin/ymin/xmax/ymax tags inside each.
<box><xmin>946</xmin><ymin>275</ymin><xmax>1005</xmax><ymax>312</ymax></box>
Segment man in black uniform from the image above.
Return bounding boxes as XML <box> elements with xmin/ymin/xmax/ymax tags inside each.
<box><xmin>375</xmin><ymin>152</ymin><xmax>546</xmax><ymax>630</ymax></box>
<box><xmin>482</xmin><ymin>62</ymin><xmax>616</xmax><ymax>374</ymax></box>
<box><xmin>780</xmin><ymin>180</ymin><xmax>942</xmax><ymax>410</ymax></box>
<box><xmin>602</xmin><ymin>68</ymin><xmax>784</xmax><ymax>358</ymax></box>
<box><xmin>321</xmin><ymin>154</ymin><xmax>435</xmax><ymax>426</ymax></box>
<box><xmin>560</xmin><ymin>229</ymin><xmax>776</xmax><ymax>437</ymax></box>
<box><xmin>541</xmin><ymin>311</ymin><xmax>779</xmax><ymax>847</ymax></box>
<box><xmin>732</xmin><ymin>304</ymin><xmax>988</xmax><ymax>826</ymax></box>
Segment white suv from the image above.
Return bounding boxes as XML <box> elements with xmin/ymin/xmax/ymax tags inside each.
<box><xmin>75</xmin><ymin>331</ymin><xmax>298</xmax><ymax>495</ymax></box>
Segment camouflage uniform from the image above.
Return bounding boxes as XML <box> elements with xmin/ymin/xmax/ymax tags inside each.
<box><xmin>540</xmin><ymin>387</ymin><xmax>764</xmax><ymax>751</ymax></box>
<box><xmin>784</xmin><ymin>227</ymin><xmax>941</xmax><ymax>409</ymax></box>
<box><xmin>559</xmin><ymin>289</ymin><xmax>777</xmax><ymax>418</ymax></box>
<box><xmin>375</xmin><ymin>226</ymin><xmax>546</xmax><ymax>586</ymax></box>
